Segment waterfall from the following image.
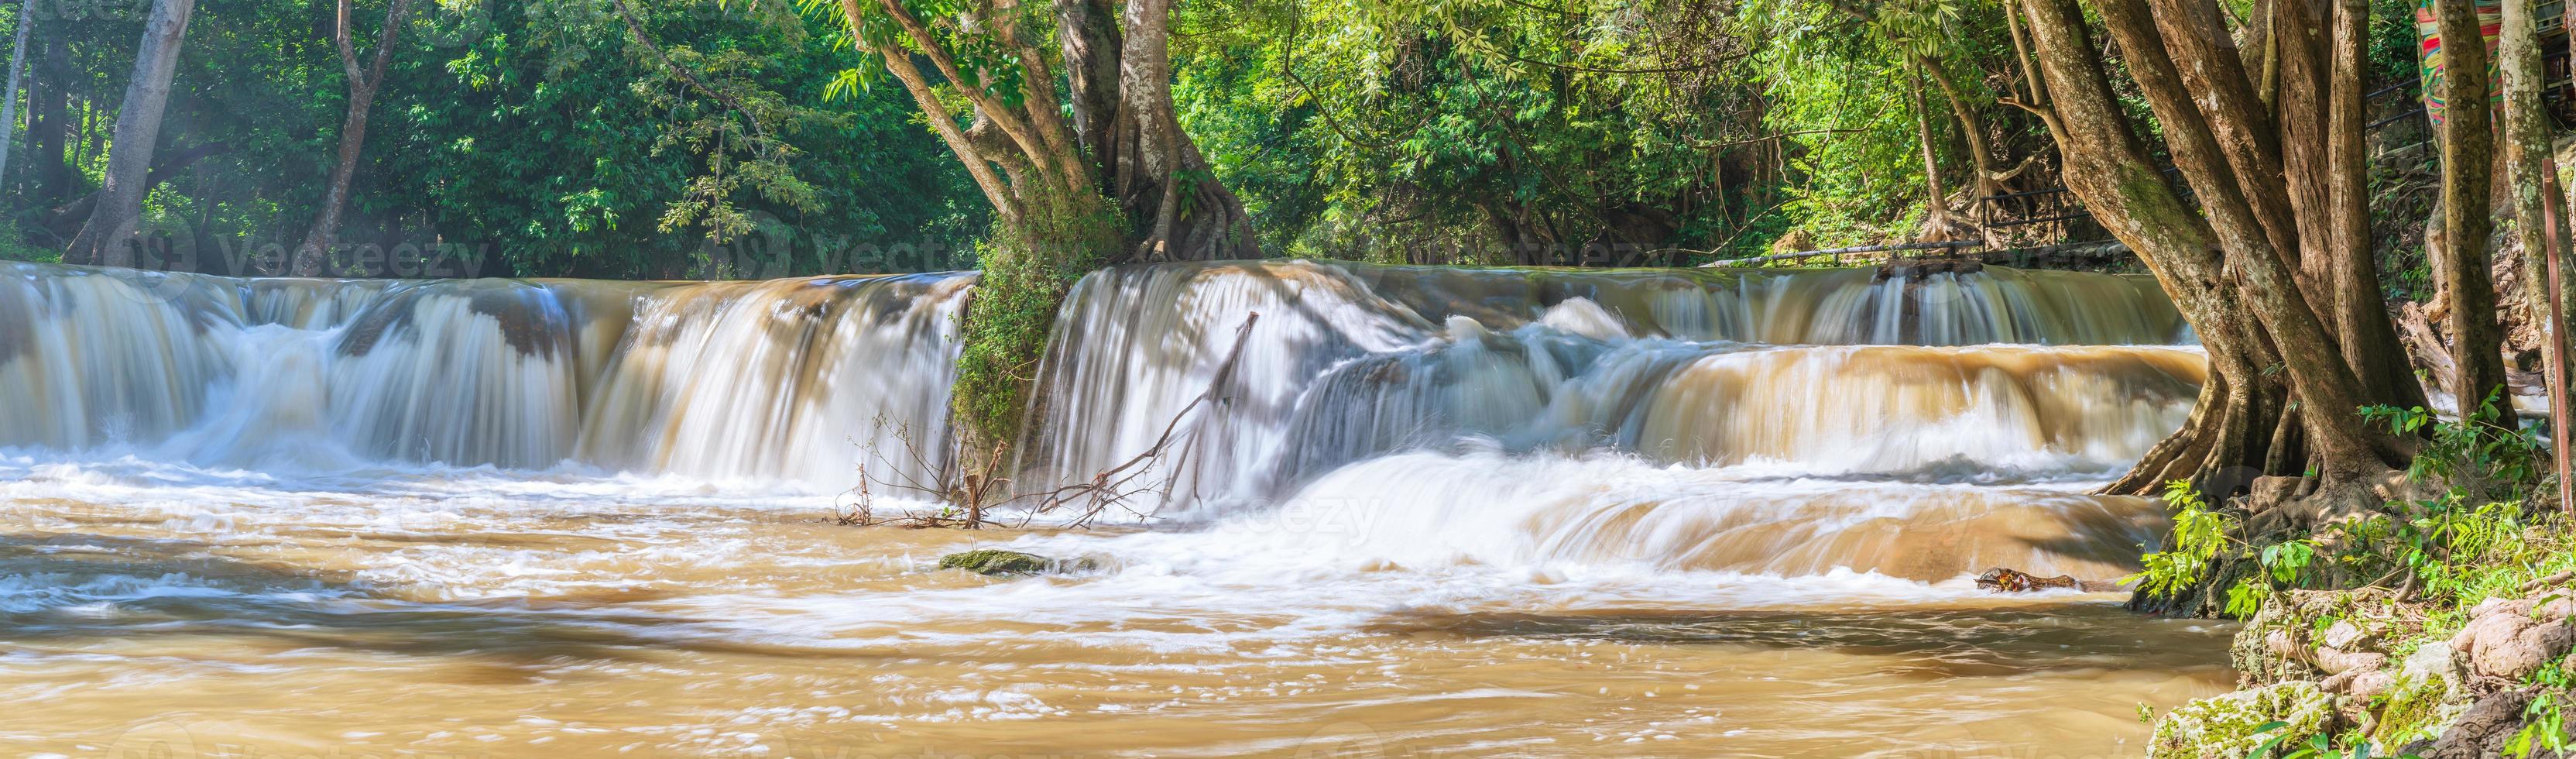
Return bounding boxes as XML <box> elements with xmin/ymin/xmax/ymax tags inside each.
<box><xmin>0</xmin><ymin>257</ymin><xmax>2200</xmax><ymax>582</ymax></box>
<box><xmin>1021</xmin><ymin>260</ymin><xmax>2198</xmax><ymax>511</ymax></box>
<box><xmin>0</xmin><ymin>260</ymin><xmax>971</xmax><ymax>482</ymax></box>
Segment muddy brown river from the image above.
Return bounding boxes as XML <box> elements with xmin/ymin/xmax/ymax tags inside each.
<box><xmin>0</xmin><ymin>260</ymin><xmax>2230</xmax><ymax>756</ymax></box>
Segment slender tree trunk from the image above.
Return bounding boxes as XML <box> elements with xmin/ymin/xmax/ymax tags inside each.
<box><xmin>0</xmin><ymin>1</ymin><xmax>33</xmax><ymax>191</ymax></box>
<box><xmin>29</xmin><ymin>33</ymin><xmax>66</xmax><ymax>202</ymax></box>
<box><xmin>2328</xmin><ymin>0</ymin><xmax>2428</xmax><ymax>410</ymax></box>
<box><xmin>2275</xmin><ymin>0</ymin><xmax>2340</xmax><ymax>304</ymax></box>
<box><xmin>2434</xmin><ymin>0</ymin><xmax>2512</xmax><ymax>415</ymax></box>
<box><xmin>64</xmin><ymin>0</ymin><xmax>196</xmax><ymax>267</ymax></box>
<box><xmin>1904</xmin><ymin>64</ymin><xmax>1960</xmax><ymax>238</ymax></box>
<box><xmin>1914</xmin><ymin>52</ymin><xmax>2004</xmax><ymax>201</ymax></box>
<box><xmin>294</xmin><ymin>0</ymin><xmax>413</xmax><ymax>276</ymax></box>
<box><xmin>2503</xmin><ymin>0</ymin><xmax>2556</xmax><ymax>320</ymax></box>
<box><xmin>2003</xmin><ymin>0</ymin><xmax>2047</xmax><ymax>106</ymax></box>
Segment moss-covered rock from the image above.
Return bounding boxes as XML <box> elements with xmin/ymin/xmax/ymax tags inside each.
<box><xmin>2231</xmin><ymin>593</ymin><xmax>2339</xmax><ymax>686</ymax></box>
<box><xmin>938</xmin><ymin>549</ymin><xmax>1055</xmax><ymax>575</ymax></box>
<box><xmin>2149</xmin><ymin>681</ymin><xmax>2334</xmax><ymax>759</ymax></box>
<box><xmin>2368</xmin><ymin>670</ymin><xmax>2466</xmax><ymax>750</ymax></box>
<box><xmin>936</xmin><ymin>549</ymin><xmax>1100</xmax><ymax>576</ymax></box>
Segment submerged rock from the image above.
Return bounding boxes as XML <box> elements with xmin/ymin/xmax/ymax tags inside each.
<box><xmin>2149</xmin><ymin>681</ymin><xmax>2334</xmax><ymax>759</ymax></box>
<box><xmin>936</xmin><ymin>549</ymin><xmax>1098</xmax><ymax>576</ymax></box>
<box><xmin>938</xmin><ymin>549</ymin><xmax>1052</xmax><ymax>575</ymax></box>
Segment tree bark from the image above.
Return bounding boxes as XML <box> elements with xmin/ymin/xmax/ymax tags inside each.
<box><xmin>2502</xmin><ymin>0</ymin><xmax>2557</xmax><ymax>321</ymax></box>
<box><xmin>1904</xmin><ymin>64</ymin><xmax>1960</xmax><ymax>239</ymax></box>
<box><xmin>1055</xmin><ymin>0</ymin><xmax>1122</xmax><ymax>158</ymax></box>
<box><xmin>2328</xmin><ymin>0</ymin><xmax>2428</xmax><ymax>410</ymax></box>
<box><xmin>1913</xmin><ymin>52</ymin><xmax>2005</xmax><ymax>201</ymax></box>
<box><xmin>2275</xmin><ymin>0</ymin><xmax>2340</xmax><ymax>304</ymax></box>
<box><xmin>2025</xmin><ymin>0</ymin><xmax>2399</xmax><ymax>491</ymax></box>
<box><xmin>28</xmin><ymin>33</ymin><xmax>67</xmax><ymax>202</ymax></box>
<box><xmin>2434</xmin><ymin>0</ymin><xmax>2513</xmax><ymax>415</ymax></box>
<box><xmin>2145</xmin><ymin>0</ymin><xmax>2306</xmax><ymax>307</ymax></box>
<box><xmin>0</xmin><ymin>0</ymin><xmax>34</xmax><ymax>191</ymax></box>
<box><xmin>64</xmin><ymin>0</ymin><xmax>197</xmax><ymax>268</ymax></box>
<box><xmin>293</xmin><ymin>0</ymin><xmax>412</xmax><ymax>276</ymax></box>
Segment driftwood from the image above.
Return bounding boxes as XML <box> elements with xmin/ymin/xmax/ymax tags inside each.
<box><xmin>2397</xmin><ymin>300</ymin><xmax>2549</xmax><ymax>410</ymax></box>
<box><xmin>839</xmin><ymin>311</ymin><xmax>1261</xmax><ymax>529</ymax></box>
<box><xmin>1975</xmin><ymin>567</ymin><xmax>2123</xmax><ymax>593</ymax></box>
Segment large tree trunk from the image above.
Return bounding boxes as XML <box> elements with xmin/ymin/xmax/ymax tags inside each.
<box><xmin>2434</xmin><ymin>0</ymin><xmax>2513</xmax><ymax>414</ymax></box>
<box><xmin>1093</xmin><ymin>0</ymin><xmax>1254</xmax><ymax>261</ymax></box>
<box><xmin>63</xmin><ymin>0</ymin><xmax>196</xmax><ymax>268</ymax></box>
<box><xmin>833</xmin><ymin>0</ymin><xmax>1259</xmax><ymax>506</ymax></box>
<box><xmin>2024</xmin><ymin>0</ymin><xmax>2402</xmax><ymax>494</ymax></box>
<box><xmin>293</xmin><ymin>0</ymin><xmax>413</xmax><ymax>276</ymax></box>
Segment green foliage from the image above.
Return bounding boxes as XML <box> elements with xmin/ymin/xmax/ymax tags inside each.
<box><xmin>2512</xmin><ymin>662</ymin><xmax>2576</xmax><ymax>758</ymax></box>
<box><xmin>2360</xmin><ymin>393</ymin><xmax>2550</xmax><ymax>503</ymax></box>
<box><xmin>8</xmin><ymin>0</ymin><xmax>983</xmax><ymax>278</ymax></box>
<box><xmin>2127</xmin><ymin>480</ymin><xmax>2239</xmax><ymax>599</ymax></box>
<box><xmin>2252</xmin><ymin>722</ymin><xmax>2412</xmax><ymax>759</ymax></box>
<box><xmin>1169</xmin><ymin>0</ymin><xmax>1761</xmax><ymax>263</ymax></box>
<box><xmin>949</xmin><ymin>192</ymin><xmax>1120</xmax><ymax>455</ymax></box>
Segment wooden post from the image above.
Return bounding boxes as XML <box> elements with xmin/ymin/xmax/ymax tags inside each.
<box><xmin>2549</xmin><ymin>169</ymin><xmax>2574</xmax><ymax>515</ymax></box>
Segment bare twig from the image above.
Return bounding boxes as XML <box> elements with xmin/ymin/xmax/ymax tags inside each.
<box><xmin>835</xmin><ymin>311</ymin><xmax>1263</xmax><ymax>529</ymax></box>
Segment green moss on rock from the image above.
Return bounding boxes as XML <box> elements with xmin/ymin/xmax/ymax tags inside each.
<box><xmin>938</xmin><ymin>549</ymin><xmax>1053</xmax><ymax>575</ymax></box>
<box><xmin>2149</xmin><ymin>681</ymin><xmax>2334</xmax><ymax>759</ymax></box>
<box><xmin>2369</xmin><ymin>676</ymin><xmax>2454</xmax><ymax>748</ymax></box>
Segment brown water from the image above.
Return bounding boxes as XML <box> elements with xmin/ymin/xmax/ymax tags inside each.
<box><xmin>0</xmin><ymin>260</ymin><xmax>2232</xmax><ymax>757</ymax></box>
<box><xmin>0</xmin><ymin>473</ymin><xmax>2230</xmax><ymax>758</ymax></box>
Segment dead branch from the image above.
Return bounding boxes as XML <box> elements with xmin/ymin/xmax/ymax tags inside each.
<box><xmin>835</xmin><ymin>311</ymin><xmax>1262</xmax><ymax>529</ymax></box>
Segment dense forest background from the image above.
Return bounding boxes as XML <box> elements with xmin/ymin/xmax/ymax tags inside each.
<box><xmin>0</xmin><ymin>0</ymin><xmax>2458</xmax><ymax>279</ymax></box>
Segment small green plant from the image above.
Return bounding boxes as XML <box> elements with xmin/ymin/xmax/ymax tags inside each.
<box><xmin>2125</xmin><ymin>480</ymin><xmax>2238</xmax><ymax>599</ymax></box>
<box><xmin>948</xmin><ymin>191</ymin><xmax>1122</xmax><ymax>471</ymax></box>
<box><xmin>2359</xmin><ymin>391</ymin><xmax>2548</xmax><ymax>503</ymax></box>
<box><xmin>2251</xmin><ymin>722</ymin><xmax>2416</xmax><ymax>759</ymax></box>
<box><xmin>2509</xmin><ymin>658</ymin><xmax>2576</xmax><ymax>757</ymax></box>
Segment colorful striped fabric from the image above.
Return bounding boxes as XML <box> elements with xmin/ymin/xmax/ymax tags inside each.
<box><xmin>2418</xmin><ymin>0</ymin><xmax>2506</xmax><ymax>125</ymax></box>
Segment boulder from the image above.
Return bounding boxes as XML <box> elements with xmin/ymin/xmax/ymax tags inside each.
<box><xmin>2400</xmin><ymin>689</ymin><xmax>2540</xmax><ymax>759</ymax></box>
<box><xmin>2450</xmin><ymin>597</ymin><xmax>2576</xmax><ymax>682</ymax></box>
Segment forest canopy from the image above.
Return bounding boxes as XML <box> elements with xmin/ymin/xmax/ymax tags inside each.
<box><xmin>0</xmin><ymin>0</ymin><xmax>2451</xmax><ymax>278</ymax></box>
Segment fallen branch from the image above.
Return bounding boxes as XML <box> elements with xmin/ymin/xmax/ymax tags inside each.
<box><xmin>836</xmin><ymin>311</ymin><xmax>1262</xmax><ymax>530</ymax></box>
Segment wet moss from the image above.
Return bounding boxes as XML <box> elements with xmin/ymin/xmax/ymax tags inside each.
<box><xmin>936</xmin><ymin>549</ymin><xmax>1105</xmax><ymax>576</ymax></box>
<box><xmin>2368</xmin><ymin>675</ymin><xmax>2456</xmax><ymax>749</ymax></box>
<box><xmin>938</xmin><ymin>549</ymin><xmax>1054</xmax><ymax>576</ymax></box>
<box><xmin>2148</xmin><ymin>681</ymin><xmax>2333</xmax><ymax>759</ymax></box>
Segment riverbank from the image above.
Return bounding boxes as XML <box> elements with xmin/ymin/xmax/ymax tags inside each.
<box><xmin>2137</xmin><ymin>420</ymin><xmax>2576</xmax><ymax>757</ymax></box>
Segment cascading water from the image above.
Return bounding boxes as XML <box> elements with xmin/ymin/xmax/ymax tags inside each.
<box><xmin>0</xmin><ymin>258</ymin><xmax>2234</xmax><ymax>757</ymax></box>
<box><xmin>1024</xmin><ymin>261</ymin><xmax>2199</xmax><ymax>517</ymax></box>
<box><xmin>0</xmin><ymin>260</ymin><xmax>969</xmax><ymax>479</ymax></box>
